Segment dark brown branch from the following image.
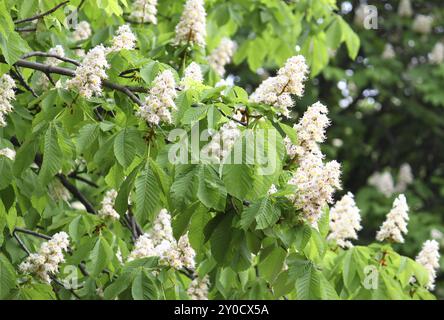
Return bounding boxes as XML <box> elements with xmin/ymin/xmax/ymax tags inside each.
<box><xmin>0</xmin><ymin>57</ymin><xmax>143</xmax><ymax>106</ymax></box>
<box><xmin>15</xmin><ymin>27</ymin><xmax>37</xmax><ymax>32</ymax></box>
<box><xmin>14</xmin><ymin>1</ymin><xmax>70</xmax><ymax>25</ymax></box>
<box><xmin>21</xmin><ymin>52</ymin><xmax>81</xmax><ymax>66</ymax></box>
<box><xmin>10</xmin><ymin>67</ymin><xmax>38</xmax><ymax>97</ymax></box>
<box><xmin>14</xmin><ymin>227</ymin><xmax>52</xmax><ymax>240</ymax></box>
<box><xmin>56</xmin><ymin>173</ymin><xmax>97</xmax><ymax>214</ymax></box>
<box><xmin>67</xmin><ymin>172</ymin><xmax>99</xmax><ymax>188</ymax></box>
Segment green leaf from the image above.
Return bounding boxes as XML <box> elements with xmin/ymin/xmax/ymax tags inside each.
<box><xmin>77</xmin><ymin>123</ymin><xmax>100</xmax><ymax>154</ymax></box>
<box><xmin>39</xmin><ymin>123</ymin><xmax>63</xmax><ymax>185</ymax></box>
<box><xmin>0</xmin><ymin>254</ymin><xmax>16</xmax><ymax>299</ymax></box>
<box><xmin>240</xmin><ymin>196</ymin><xmax>280</xmax><ymax>230</ymax></box>
<box><xmin>88</xmin><ymin>237</ymin><xmax>113</xmax><ymax>277</ymax></box>
<box><xmin>197</xmin><ymin>165</ymin><xmax>227</xmax><ymax>211</ymax></box>
<box><xmin>0</xmin><ymin>31</ymin><xmax>30</xmax><ymax>65</ymax></box>
<box><xmin>135</xmin><ymin>165</ymin><xmax>161</xmax><ymax>224</ymax></box>
<box><xmin>296</xmin><ymin>264</ymin><xmax>321</xmax><ymax>300</ymax></box>
<box><xmin>258</xmin><ymin>246</ymin><xmax>287</xmax><ymax>282</ymax></box>
<box><xmin>103</xmin><ymin>272</ymin><xmax>133</xmax><ymax>300</ymax></box>
<box><xmin>131</xmin><ymin>269</ymin><xmax>158</xmax><ymax>300</ymax></box>
<box><xmin>114</xmin><ymin>128</ymin><xmax>138</xmax><ymax>168</ymax></box>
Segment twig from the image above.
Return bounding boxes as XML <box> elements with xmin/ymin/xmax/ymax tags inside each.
<box><xmin>56</xmin><ymin>173</ymin><xmax>97</xmax><ymax>214</ymax></box>
<box><xmin>15</xmin><ymin>27</ymin><xmax>37</xmax><ymax>32</ymax></box>
<box><xmin>14</xmin><ymin>1</ymin><xmax>70</xmax><ymax>24</ymax></box>
<box><xmin>14</xmin><ymin>227</ymin><xmax>52</xmax><ymax>240</ymax></box>
<box><xmin>0</xmin><ymin>57</ymin><xmax>143</xmax><ymax>106</ymax></box>
<box><xmin>13</xmin><ymin>232</ymin><xmax>31</xmax><ymax>255</ymax></box>
<box><xmin>21</xmin><ymin>52</ymin><xmax>81</xmax><ymax>66</ymax></box>
<box><xmin>217</xmin><ymin>108</ymin><xmax>247</xmax><ymax>126</ymax></box>
<box><xmin>11</xmin><ymin>67</ymin><xmax>38</xmax><ymax>97</ymax></box>
<box><xmin>67</xmin><ymin>172</ymin><xmax>99</xmax><ymax>188</ymax></box>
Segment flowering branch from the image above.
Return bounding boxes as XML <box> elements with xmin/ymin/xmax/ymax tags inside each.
<box><xmin>21</xmin><ymin>52</ymin><xmax>81</xmax><ymax>66</ymax></box>
<box><xmin>14</xmin><ymin>1</ymin><xmax>70</xmax><ymax>25</ymax></box>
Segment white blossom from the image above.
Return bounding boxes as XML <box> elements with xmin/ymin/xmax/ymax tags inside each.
<box><xmin>412</xmin><ymin>15</ymin><xmax>433</xmax><ymax>34</ymax></box>
<box><xmin>327</xmin><ymin>192</ymin><xmax>362</xmax><ymax>248</ymax></box>
<box><xmin>202</xmin><ymin>121</ymin><xmax>241</xmax><ymax>161</ymax></box>
<box><xmin>180</xmin><ymin>62</ymin><xmax>203</xmax><ymax>89</ymax></box>
<box><xmin>431</xmin><ymin>229</ymin><xmax>443</xmax><ymax>242</ymax></box>
<box><xmin>288</xmin><ymin>153</ymin><xmax>341</xmax><ymax>224</ymax></box>
<box><xmin>395</xmin><ymin>163</ymin><xmax>414</xmax><ymax>193</ymax></box>
<box><xmin>368</xmin><ymin>171</ymin><xmax>395</xmax><ymax>197</ymax></box>
<box><xmin>376</xmin><ymin>194</ymin><xmax>409</xmax><ymax>243</ymax></box>
<box><xmin>129</xmin><ymin>0</ymin><xmax>158</xmax><ymax>24</ymax></box>
<box><xmin>73</xmin><ymin>21</ymin><xmax>92</xmax><ymax>42</ymax></box>
<box><xmin>250</xmin><ymin>55</ymin><xmax>309</xmax><ymax>117</ymax></box>
<box><xmin>174</xmin><ymin>0</ymin><xmax>206</xmax><ymax>48</ymax></box>
<box><xmin>70</xmin><ymin>201</ymin><xmax>86</xmax><ymax>211</ymax></box>
<box><xmin>128</xmin><ymin>209</ymin><xmax>196</xmax><ymax>270</ymax></box>
<box><xmin>208</xmin><ymin>38</ymin><xmax>236</xmax><ymax>77</ymax></box>
<box><xmin>187</xmin><ymin>275</ymin><xmax>210</xmax><ymax>300</ymax></box>
<box><xmin>108</xmin><ymin>25</ymin><xmax>137</xmax><ymax>53</ymax></box>
<box><xmin>66</xmin><ymin>45</ymin><xmax>110</xmax><ymax>99</ymax></box>
<box><xmin>268</xmin><ymin>184</ymin><xmax>278</xmax><ymax>195</ymax></box>
<box><xmin>136</xmin><ymin>70</ymin><xmax>177</xmax><ymax>125</ymax></box>
<box><xmin>398</xmin><ymin>0</ymin><xmax>413</xmax><ymax>18</ymax></box>
<box><xmin>0</xmin><ymin>147</ymin><xmax>16</xmax><ymax>160</ymax></box>
<box><xmin>415</xmin><ymin>240</ymin><xmax>440</xmax><ymax>290</ymax></box>
<box><xmin>98</xmin><ymin>189</ymin><xmax>120</xmax><ymax>220</ymax></box>
<box><xmin>429</xmin><ymin>42</ymin><xmax>444</xmax><ymax>65</ymax></box>
<box><xmin>19</xmin><ymin>232</ymin><xmax>70</xmax><ymax>283</ymax></box>
<box><xmin>354</xmin><ymin>5</ymin><xmax>366</xmax><ymax>27</ymax></box>
<box><xmin>0</xmin><ymin>74</ymin><xmax>16</xmax><ymax>127</ymax></box>
<box><xmin>382</xmin><ymin>43</ymin><xmax>396</xmax><ymax>59</ymax></box>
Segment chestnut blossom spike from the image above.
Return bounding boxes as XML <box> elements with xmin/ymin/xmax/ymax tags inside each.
<box><xmin>98</xmin><ymin>189</ymin><xmax>120</xmax><ymax>220</ymax></box>
<box><xmin>66</xmin><ymin>45</ymin><xmax>110</xmax><ymax>99</ymax></box>
<box><xmin>412</xmin><ymin>15</ymin><xmax>433</xmax><ymax>34</ymax></box>
<box><xmin>288</xmin><ymin>152</ymin><xmax>341</xmax><ymax>224</ymax></box>
<box><xmin>398</xmin><ymin>0</ymin><xmax>413</xmax><ymax>18</ymax></box>
<box><xmin>73</xmin><ymin>21</ymin><xmax>92</xmax><ymax>42</ymax></box>
<box><xmin>327</xmin><ymin>192</ymin><xmax>362</xmax><ymax>248</ymax></box>
<box><xmin>187</xmin><ymin>275</ymin><xmax>210</xmax><ymax>300</ymax></box>
<box><xmin>202</xmin><ymin>120</ymin><xmax>241</xmax><ymax>161</ymax></box>
<box><xmin>250</xmin><ymin>55</ymin><xmax>309</xmax><ymax>117</ymax></box>
<box><xmin>174</xmin><ymin>0</ymin><xmax>207</xmax><ymax>48</ymax></box>
<box><xmin>0</xmin><ymin>74</ymin><xmax>16</xmax><ymax>127</ymax></box>
<box><xmin>429</xmin><ymin>42</ymin><xmax>444</xmax><ymax>65</ymax></box>
<box><xmin>415</xmin><ymin>240</ymin><xmax>440</xmax><ymax>290</ymax></box>
<box><xmin>136</xmin><ymin>70</ymin><xmax>177</xmax><ymax>125</ymax></box>
<box><xmin>0</xmin><ymin>147</ymin><xmax>16</xmax><ymax>160</ymax></box>
<box><xmin>395</xmin><ymin>163</ymin><xmax>414</xmax><ymax>193</ymax></box>
<box><xmin>208</xmin><ymin>38</ymin><xmax>237</xmax><ymax>77</ymax></box>
<box><xmin>129</xmin><ymin>0</ymin><xmax>158</xmax><ymax>24</ymax></box>
<box><xmin>376</xmin><ymin>194</ymin><xmax>409</xmax><ymax>243</ymax></box>
<box><xmin>128</xmin><ymin>209</ymin><xmax>196</xmax><ymax>270</ymax></box>
<box><xmin>181</xmin><ymin>62</ymin><xmax>203</xmax><ymax>89</ymax></box>
<box><xmin>19</xmin><ymin>232</ymin><xmax>70</xmax><ymax>283</ymax></box>
<box><xmin>382</xmin><ymin>43</ymin><xmax>396</xmax><ymax>60</ymax></box>
<box><xmin>368</xmin><ymin>171</ymin><xmax>395</xmax><ymax>198</ymax></box>
<box><xmin>108</xmin><ymin>25</ymin><xmax>137</xmax><ymax>53</ymax></box>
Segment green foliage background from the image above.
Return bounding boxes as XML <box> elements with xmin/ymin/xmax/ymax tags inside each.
<box><xmin>0</xmin><ymin>0</ymin><xmax>442</xmax><ymax>300</ymax></box>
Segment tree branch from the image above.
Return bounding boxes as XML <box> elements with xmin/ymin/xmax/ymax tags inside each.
<box><xmin>21</xmin><ymin>52</ymin><xmax>81</xmax><ymax>66</ymax></box>
<box><xmin>56</xmin><ymin>173</ymin><xmax>97</xmax><ymax>214</ymax></box>
<box><xmin>14</xmin><ymin>1</ymin><xmax>70</xmax><ymax>25</ymax></box>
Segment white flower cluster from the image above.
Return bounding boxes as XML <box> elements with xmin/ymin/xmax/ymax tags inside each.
<box><xmin>129</xmin><ymin>0</ymin><xmax>158</xmax><ymax>24</ymax></box>
<box><xmin>187</xmin><ymin>275</ymin><xmax>210</xmax><ymax>300</ymax></box>
<box><xmin>412</xmin><ymin>15</ymin><xmax>434</xmax><ymax>34</ymax></box>
<box><xmin>250</xmin><ymin>55</ymin><xmax>309</xmax><ymax>117</ymax></box>
<box><xmin>398</xmin><ymin>0</ymin><xmax>413</xmax><ymax>18</ymax></box>
<box><xmin>108</xmin><ymin>25</ymin><xmax>137</xmax><ymax>53</ymax></box>
<box><xmin>368</xmin><ymin>163</ymin><xmax>414</xmax><ymax>197</ymax></box>
<box><xmin>136</xmin><ymin>70</ymin><xmax>177</xmax><ymax>125</ymax></box>
<box><xmin>415</xmin><ymin>240</ymin><xmax>440</xmax><ymax>290</ymax></box>
<box><xmin>0</xmin><ymin>147</ymin><xmax>16</xmax><ymax>160</ymax></box>
<box><xmin>208</xmin><ymin>38</ymin><xmax>237</xmax><ymax>77</ymax></box>
<box><xmin>98</xmin><ymin>189</ymin><xmax>120</xmax><ymax>220</ymax></box>
<box><xmin>19</xmin><ymin>232</ymin><xmax>70</xmax><ymax>283</ymax></box>
<box><xmin>429</xmin><ymin>42</ymin><xmax>444</xmax><ymax>65</ymax></box>
<box><xmin>376</xmin><ymin>194</ymin><xmax>409</xmax><ymax>243</ymax></box>
<box><xmin>268</xmin><ymin>184</ymin><xmax>278</xmax><ymax>195</ymax></box>
<box><xmin>180</xmin><ymin>62</ymin><xmax>203</xmax><ymax>89</ymax></box>
<box><xmin>203</xmin><ymin>121</ymin><xmax>241</xmax><ymax>160</ymax></box>
<box><xmin>285</xmin><ymin>102</ymin><xmax>330</xmax><ymax>158</ymax></box>
<box><xmin>382</xmin><ymin>43</ymin><xmax>396</xmax><ymax>59</ymax></box>
<box><xmin>38</xmin><ymin>45</ymin><xmax>65</xmax><ymax>88</ymax></box>
<box><xmin>354</xmin><ymin>5</ymin><xmax>366</xmax><ymax>27</ymax></box>
<box><xmin>288</xmin><ymin>153</ymin><xmax>341</xmax><ymax>224</ymax></box>
<box><xmin>49</xmin><ymin>180</ymin><xmax>71</xmax><ymax>202</ymax></box>
<box><xmin>73</xmin><ymin>21</ymin><xmax>92</xmax><ymax>42</ymax></box>
<box><xmin>174</xmin><ymin>0</ymin><xmax>206</xmax><ymax>48</ymax></box>
<box><xmin>327</xmin><ymin>192</ymin><xmax>362</xmax><ymax>248</ymax></box>
<box><xmin>0</xmin><ymin>74</ymin><xmax>16</xmax><ymax>127</ymax></box>
<box><xmin>66</xmin><ymin>45</ymin><xmax>110</xmax><ymax>98</ymax></box>
<box><xmin>128</xmin><ymin>209</ymin><xmax>196</xmax><ymax>270</ymax></box>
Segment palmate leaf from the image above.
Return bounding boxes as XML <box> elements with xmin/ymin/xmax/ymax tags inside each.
<box><xmin>131</xmin><ymin>268</ymin><xmax>159</xmax><ymax>300</ymax></box>
<box><xmin>39</xmin><ymin>123</ymin><xmax>62</xmax><ymax>185</ymax></box>
<box><xmin>114</xmin><ymin>128</ymin><xmax>140</xmax><ymax>168</ymax></box>
<box><xmin>240</xmin><ymin>196</ymin><xmax>280</xmax><ymax>230</ymax></box>
<box><xmin>135</xmin><ymin>164</ymin><xmax>161</xmax><ymax>225</ymax></box>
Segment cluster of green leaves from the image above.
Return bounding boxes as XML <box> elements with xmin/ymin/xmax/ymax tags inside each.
<box><xmin>0</xmin><ymin>0</ymin><xmax>438</xmax><ymax>300</ymax></box>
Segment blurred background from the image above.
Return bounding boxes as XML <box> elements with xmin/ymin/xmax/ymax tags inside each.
<box><xmin>206</xmin><ymin>0</ymin><xmax>444</xmax><ymax>297</ymax></box>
